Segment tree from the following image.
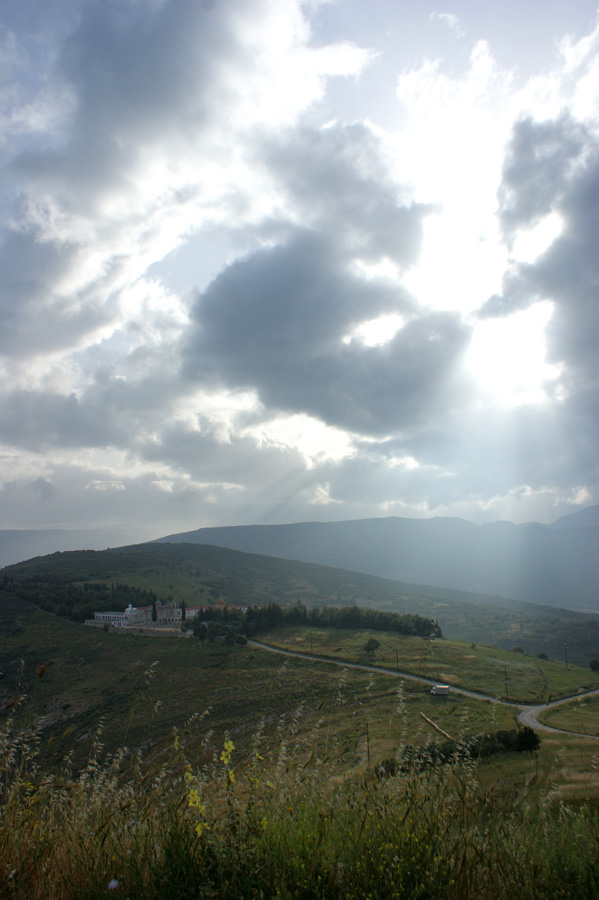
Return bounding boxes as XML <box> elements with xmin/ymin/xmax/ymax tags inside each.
<box><xmin>515</xmin><ymin>726</ymin><xmax>540</xmax><ymax>752</ymax></box>
<box><xmin>589</xmin><ymin>659</ymin><xmax>599</xmax><ymax>672</ymax></box>
<box><xmin>364</xmin><ymin>638</ymin><xmax>380</xmax><ymax>655</ymax></box>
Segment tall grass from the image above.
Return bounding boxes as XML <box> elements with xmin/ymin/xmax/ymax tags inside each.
<box><xmin>2</xmin><ymin>695</ymin><xmax>599</xmax><ymax>899</ymax></box>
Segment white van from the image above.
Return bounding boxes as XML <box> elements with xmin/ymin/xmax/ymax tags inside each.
<box><xmin>430</xmin><ymin>684</ymin><xmax>450</xmax><ymax>696</ymax></box>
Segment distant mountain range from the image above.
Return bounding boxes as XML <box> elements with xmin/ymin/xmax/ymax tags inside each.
<box><xmin>2</xmin><ymin>507</ymin><xmax>597</xmax><ymax>613</ymax></box>
<box><xmin>155</xmin><ymin>506</ymin><xmax>599</xmax><ymax>613</ymax></box>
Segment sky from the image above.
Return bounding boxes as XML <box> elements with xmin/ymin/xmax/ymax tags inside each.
<box><xmin>0</xmin><ymin>0</ymin><xmax>598</xmax><ymax>544</ymax></box>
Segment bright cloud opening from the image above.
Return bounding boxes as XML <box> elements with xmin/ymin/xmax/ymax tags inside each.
<box><xmin>467</xmin><ymin>301</ymin><xmax>560</xmax><ymax>406</ymax></box>
<box><xmin>248</xmin><ymin>414</ymin><xmax>354</xmax><ymax>465</ymax></box>
<box><xmin>510</xmin><ymin>213</ymin><xmax>564</xmax><ymax>263</ymax></box>
<box><xmin>404</xmin><ymin>211</ymin><xmax>506</xmax><ymax>315</ymax></box>
<box><xmin>342</xmin><ymin>314</ymin><xmax>405</xmax><ymax>347</ymax></box>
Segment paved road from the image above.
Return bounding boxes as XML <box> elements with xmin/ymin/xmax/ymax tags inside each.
<box><xmin>518</xmin><ymin>690</ymin><xmax>599</xmax><ymax>737</ymax></box>
<box><xmin>247</xmin><ymin>640</ymin><xmax>599</xmax><ymax>740</ymax></box>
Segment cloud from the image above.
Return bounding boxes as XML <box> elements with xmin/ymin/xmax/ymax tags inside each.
<box><xmin>497</xmin><ymin>115</ymin><xmax>589</xmax><ymax>240</ymax></box>
<box><xmin>260</xmin><ymin>122</ymin><xmax>428</xmax><ymax>266</ymax></box>
<box><xmin>0</xmin><ymin>0</ymin><xmax>598</xmax><ymax>539</ymax></box>
<box><xmin>180</xmin><ymin>117</ymin><xmax>472</xmax><ymax>437</ymax></box>
<box><xmin>1</xmin><ymin>0</ymin><xmax>369</xmax><ymax>365</ymax></box>
<box><xmin>481</xmin><ymin>115</ymin><xmax>599</xmax><ymax>451</ymax></box>
<box><xmin>183</xmin><ymin>225</ymin><xmax>471</xmax><ymax>435</ymax></box>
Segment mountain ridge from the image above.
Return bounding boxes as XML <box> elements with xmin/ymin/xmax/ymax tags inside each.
<box><xmin>154</xmin><ymin>506</ymin><xmax>599</xmax><ymax>612</ymax></box>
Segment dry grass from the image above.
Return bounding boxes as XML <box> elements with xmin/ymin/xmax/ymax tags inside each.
<box><xmin>3</xmin><ymin>686</ymin><xmax>599</xmax><ymax>900</ymax></box>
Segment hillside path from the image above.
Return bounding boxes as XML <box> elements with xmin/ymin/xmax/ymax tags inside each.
<box><xmin>247</xmin><ymin>640</ymin><xmax>599</xmax><ymax>740</ymax></box>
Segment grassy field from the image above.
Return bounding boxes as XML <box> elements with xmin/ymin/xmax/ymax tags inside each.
<box><xmin>0</xmin><ymin>593</ymin><xmax>516</xmax><ymax>774</ymax></box>
<box><xmin>538</xmin><ymin>695</ymin><xmax>599</xmax><ymax>737</ymax></box>
<box><xmin>5</xmin><ymin>588</ymin><xmax>599</xmax><ymax>897</ymax></box>
<box><xmin>4</xmin><ymin>710</ymin><xmax>599</xmax><ymax>900</ymax></box>
<box><xmin>257</xmin><ymin>627</ymin><xmax>599</xmax><ymax>704</ymax></box>
<box><xmin>3</xmin><ymin>591</ymin><xmax>599</xmax><ymax>801</ymax></box>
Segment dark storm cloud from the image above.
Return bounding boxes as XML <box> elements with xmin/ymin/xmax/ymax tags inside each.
<box><xmin>480</xmin><ymin>115</ymin><xmax>599</xmax><ymax>476</ymax></box>
<box><xmin>497</xmin><ymin>115</ymin><xmax>588</xmax><ymax>238</ymax></box>
<box><xmin>0</xmin><ymin>232</ymin><xmax>67</xmax><ymax>354</ymax></box>
<box><xmin>181</xmin><ymin>116</ymin><xmax>472</xmax><ymax>438</ymax></box>
<box><xmin>14</xmin><ymin>0</ymin><xmax>242</xmax><ymax>200</ymax></box>
<box><xmin>183</xmin><ymin>228</ymin><xmax>470</xmax><ymax>436</ymax></box>
<box><xmin>482</xmin><ymin>114</ymin><xmax>598</xmax><ymax>326</ymax></box>
<box><xmin>262</xmin><ymin>123</ymin><xmax>429</xmax><ymax>266</ymax></box>
<box><xmin>0</xmin><ymin>390</ymin><xmax>109</xmax><ymax>450</ymax></box>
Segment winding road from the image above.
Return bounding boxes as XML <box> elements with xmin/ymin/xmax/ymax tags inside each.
<box><xmin>247</xmin><ymin>640</ymin><xmax>599</xmax><ymax>740</ymax></box>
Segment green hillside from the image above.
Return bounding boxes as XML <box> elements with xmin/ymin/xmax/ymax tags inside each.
<box><xmin>3</xmin><ymin>541</ymin><xmax>599</xmax><ymax>664</ymax></box>
<box><xmin>0</xmin><ymin>590</ymin><xmax>516</xmax><ymax>774</ymax></box>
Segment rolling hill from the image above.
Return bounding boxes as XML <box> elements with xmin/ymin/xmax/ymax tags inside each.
<box><xmin>155</xmin><ymin>507</ymin><xmax>599</xmax><ymax>612</ymax></box>
<box><xmin>3</xmin><ymin>540</ymin><xmax>599</xmax><ymax>664</ymax></box>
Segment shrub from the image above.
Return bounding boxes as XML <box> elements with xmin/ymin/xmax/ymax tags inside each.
<box><xmin>514</xmin><ymin>725</ymin><xmax>541</xmax><ymax>752</ymax></box>
<box><xmin>378</xmin><ymin>727</ymin><xmax>541</xmax><ymax>775</ymax></box>
<box><xmin>363</xmin><ymin>637</ymin><xmax>380</xmax><ymax>655</ymax></box>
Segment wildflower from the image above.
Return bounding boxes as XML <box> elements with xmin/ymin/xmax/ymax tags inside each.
<box><xmin>8</xmin><ymin>870</ymin><xmax>17</xmax><ymax>881</ymax></box>
<box><xmin>220</xmin><ymin>738</ymin><xmax>235</xmax><ymax>765</ymax></box>
<box><xmin>188</xmin><ymin>788</ymin><xmax>205</xmax><ymax>814</ymax></box>
<box><xmin>108</xmin><ymin>878</ymin><xmax>119</xmax><ymax>890</ymax></box>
